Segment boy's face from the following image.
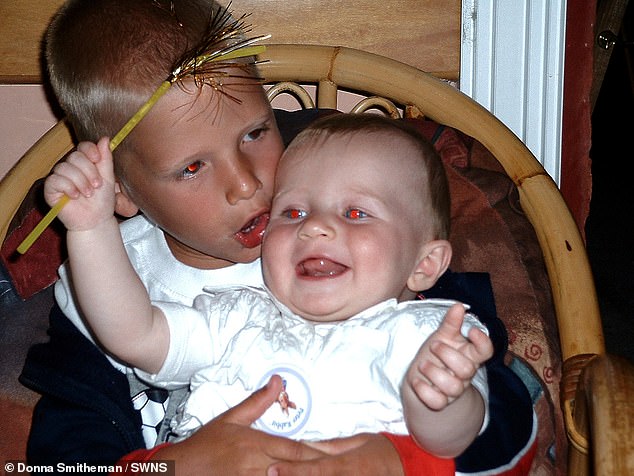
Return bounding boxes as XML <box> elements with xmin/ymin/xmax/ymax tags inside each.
<box><xmin>117</xmin><ymin>78</ymin><xmax>284</xmax><ymax>269</ymax></box>
<box><xmin>263</xmin><ymin>130</ymin><xmax>433</xmax><ymax>322</ymax></box>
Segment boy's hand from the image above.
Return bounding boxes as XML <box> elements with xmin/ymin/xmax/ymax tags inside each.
<box><xmin>44</xmin><ymin>137</ymin><xmax>115</xmax><ymax>231</ymax></box>
<box><xmin>150</xmin><ymin>375</ymin><xmax>323</xmax><ymax>475</ymax></box>
<box><xmin>406</xmin><ymin>303</ymin><xmax>493</xmax><ymax>411</ymax></box>
<box><xmin>150</xmin><ymin>375</ymin><xmax>403</xmax><ymax>475</ymax></box>
<box><xmin>267</xmin><ymin>433</ymin><xmax>404</xmax><ymax>476</ymax></box>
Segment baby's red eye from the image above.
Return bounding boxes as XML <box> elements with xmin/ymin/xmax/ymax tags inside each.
<box><xmin>345</xmin><ymin>208</ymin><xmax>367</xmax><ymax>220</ymax></box>
<box><xmin>283</xmin><ymin>208</ymin><xmax>307</xmax><ymax>219</ymax></box>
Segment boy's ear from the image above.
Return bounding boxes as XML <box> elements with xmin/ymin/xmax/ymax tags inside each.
<box><xmin>114</xmin><ymin>181</ymin><xmax>140</xmax><ymax>218</ymax></box>
<box><xmin>407</xmin><ymin>240</ymin><xmax>452</xmax><ymax>292</ymax></box>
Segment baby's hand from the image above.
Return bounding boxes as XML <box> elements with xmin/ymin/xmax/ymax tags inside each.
<box><xmin>406</xmin><ymin>303</ymin><xmax>493</xmax><ymax>411</ymax></box>
<box><xmin>44</xmin><ymin>137</ymin><xmax>116</xmax><ymax>231</ymax></box>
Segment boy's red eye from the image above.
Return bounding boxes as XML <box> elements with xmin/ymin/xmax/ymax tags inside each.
<box><xmin>182</xmin><ymin>161</ymin><xmax>203</xmax><ymax>178</ymax></box>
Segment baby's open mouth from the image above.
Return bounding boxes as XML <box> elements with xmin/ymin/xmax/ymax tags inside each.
<box><xmin>297</xmin><ymin>258</ymin><xmax>348</xmax><ymax>277</ymax></box>
<box><xmin>235</xmin><ymin>213</ymin><xmax>269</xmax><ymax>248</ymax></box>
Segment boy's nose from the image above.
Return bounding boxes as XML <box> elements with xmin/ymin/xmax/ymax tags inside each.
<box><xmin>225</xmin><ymin>158</ymin><xmax>261</xmax><ymax>204</ymax></box>
<box><xmin>298</xmin><ymin>215</ymin><xmax>335</xmax><ymax>240</ymax></box>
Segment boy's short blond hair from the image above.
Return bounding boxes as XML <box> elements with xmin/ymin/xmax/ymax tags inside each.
<box><xmin>46</xmin><ymin>0</ymin><xmax>243</xmax><ymax>147</ymax></box>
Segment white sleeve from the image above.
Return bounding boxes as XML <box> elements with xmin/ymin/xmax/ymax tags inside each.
<box><xmin>54</xmin><ymin>263</ymin><xmax>94</xmax><ymax>341</ymax></box>
<box><xmin>135</xmin><ymin>296</ymin><xmax>218</xmax><ymax>389</ymax></box>
<box><xmin>134</xmin><ymin>290</ymin><xmax>256</xmax><ymax>389</ymax></box>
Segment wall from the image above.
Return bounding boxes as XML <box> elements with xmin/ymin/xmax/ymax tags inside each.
<box><xmin>0</xmin><ymin>85</ymin><xmax>58</xmax><ymax>180</ymax></box>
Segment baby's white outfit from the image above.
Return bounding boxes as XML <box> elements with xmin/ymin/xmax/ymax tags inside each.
<box><xmin>137</xmin><ymin>286</ymin><xmax>489</xmax><ymax>441</ymax></box>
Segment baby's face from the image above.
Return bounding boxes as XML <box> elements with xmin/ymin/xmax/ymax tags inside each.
<box><xmin>117</xmin><ymin>77</ymin><xmax>284</xmax><ymax>269</ymax></box>
<box><xmin>262</xmin><ymin>129</ymin><xmax>433</xmax><ymax>322</ymax></box>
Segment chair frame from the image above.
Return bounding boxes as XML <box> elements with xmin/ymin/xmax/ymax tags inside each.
<box><xmin>1</xmin><ymin>44</ymin><xmax>633</xmax><ymax>475</ymax></box>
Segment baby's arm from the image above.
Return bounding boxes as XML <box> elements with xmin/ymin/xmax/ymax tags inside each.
<box><xmin>401</xmin><ymin>303</ymin><xmax>493</xmax><ymax>458</ymax></box>
<box><xmin>45</xmin><ymin>137</ymin><xmax>169</xmax><ymax>374</ymax></box>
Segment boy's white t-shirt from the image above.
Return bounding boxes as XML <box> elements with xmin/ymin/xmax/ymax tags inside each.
<box><xmin>54</xmin><ymin>214</ymin><xmax>264</xmax><ymax>371</ymax></box>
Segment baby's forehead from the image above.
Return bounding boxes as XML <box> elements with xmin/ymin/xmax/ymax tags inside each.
<box><xmin>279</xmin><ymin>129</ymin><xmax>427</xmax><ymax>187</ymax></box>
<box><xmin>295</xmin><ymin>130</ymin><xmax>422</xmax><ymax>171</ymax></box>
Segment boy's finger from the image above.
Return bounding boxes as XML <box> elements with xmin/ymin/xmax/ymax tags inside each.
<box><xmin>268</xmin><ymin>433</ymin><xmax>405</xmax><ymax>476</ymax></box>
<box><xmin>220</xmin><ymin>374</ymin><xmax>283</xmax><ymax>426</ymax></box>
<box><xmin>303</xmin><ymin>433</ymin><xmax>373</xmax><ymax>455</ymax></box>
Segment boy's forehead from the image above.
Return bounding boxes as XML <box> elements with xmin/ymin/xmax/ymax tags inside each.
<box><xmin>132</xmin><ymin>76</ymin><xmax>269</xmax><ymax>131</ymax></box>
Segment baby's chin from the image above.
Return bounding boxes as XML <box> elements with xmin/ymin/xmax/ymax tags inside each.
<box><xmin>289</xmin><ymin>300</ymin><xmax>370</xmax><ymax>324</ymax></box>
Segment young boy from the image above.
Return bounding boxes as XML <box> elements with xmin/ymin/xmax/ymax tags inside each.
<box><xmin>45</xmin><ymin>113</ymin><xmax>494</xmax><ymax>460</ymax></box>
<box><xmin>20</xmin><ymin>0</ymin><xmax>536</xmax><ymax>474</ymax></box>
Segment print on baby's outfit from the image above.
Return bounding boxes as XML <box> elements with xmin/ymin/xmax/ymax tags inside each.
<box><xmin>277</xmin><ymin>378</ymin><xmax>297</xmax><ymax>415</ymax></box>
<box><xmin>255</xmin><ymin>367</ymin><xmax>312</xmax><ymax>437</ymax></box>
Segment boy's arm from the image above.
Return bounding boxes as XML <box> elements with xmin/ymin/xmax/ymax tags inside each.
<box><xmin>47</xmin><ymin>137</ymin><xmax>169</xmax><ymax>374</ymax></box>
<box><xmin>401</xmin><ymin>303</ymin><xmax>493</xmax><ymax>457</ymax></box>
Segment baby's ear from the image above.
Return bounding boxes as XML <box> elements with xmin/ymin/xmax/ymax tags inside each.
<box><xmin>407</xmin><ymin>240</ymin><xmax>452</xmax><ymax>292</ymax></box>
<box><xmin>114</xmin><ymin>181</ymin><xmax>139</xmax><ymax>218</ymax></box>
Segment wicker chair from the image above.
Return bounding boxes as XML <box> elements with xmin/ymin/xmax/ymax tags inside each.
<box><xmin>1</xmin><ymin>44</ymin><xmax>633</xmax><ymax>475</ymax></box>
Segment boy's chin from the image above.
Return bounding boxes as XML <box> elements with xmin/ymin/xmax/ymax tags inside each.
<box><xmin>232</xmin><ymin>246</ymin><xmax>262</xmax><ymax>264</ymax></box>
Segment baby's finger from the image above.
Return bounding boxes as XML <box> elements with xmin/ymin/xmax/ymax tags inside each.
<box><xmin>429</xmin><ymin>341</ymin><xmax>477</xmax><ymax>382</ymax></box>
<box><xmin>437</xmin><ymin>303</ymin><xmax>467</xmax><ymax>339</ymax></box>
<box><xmin>410</xmin><ymin>375</ymin><xmax>451</xmax><ymax>410</ymax></box>
<box><xmin>44</xmin><ymin>173</ymin><xmax>82</xmax><ymax>204</ymax></box>
<box><xmin>66</xmin><ymin>151</ymin><xmax>104</xmax><ymax>189</ymax></box>
<box><xmin>76</xmin><ymin>140</ymin><xmax>104</xmax><ymax>163</ymax></box>
<box><xmin>419</xmin><ymin>358</ymin><xmax>463</xmax><ymax>397</ymax></box>
<box><xmin>93</xmin><ymin>137</ymin><xmax>115</xmax><ymax>183</ymax></box>
<box><xmin>467</xmin><ymin>327</ymin><xmax>494</xmax><ymax>362</ymax></box>
<box><xmin>50</xmin><ymin>160</ymin><xmax>97</xmax><ymax>198</ymax></box>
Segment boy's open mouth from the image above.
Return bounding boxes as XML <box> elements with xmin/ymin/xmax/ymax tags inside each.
<box><xmin>296</xmin><ymin>258</ymin><xmax>348</xmax><ymax>277</ymax></box>
<box><xmin>235</xmin><ymin>213</ymin><xmax>269</xmax><ymax>248</ymax></box>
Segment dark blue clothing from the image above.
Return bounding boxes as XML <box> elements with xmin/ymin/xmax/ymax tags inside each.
<box><xmin>19</xmin><ymin>303</ymin><xmax>144</xmax><ymax>472</ymax></box>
